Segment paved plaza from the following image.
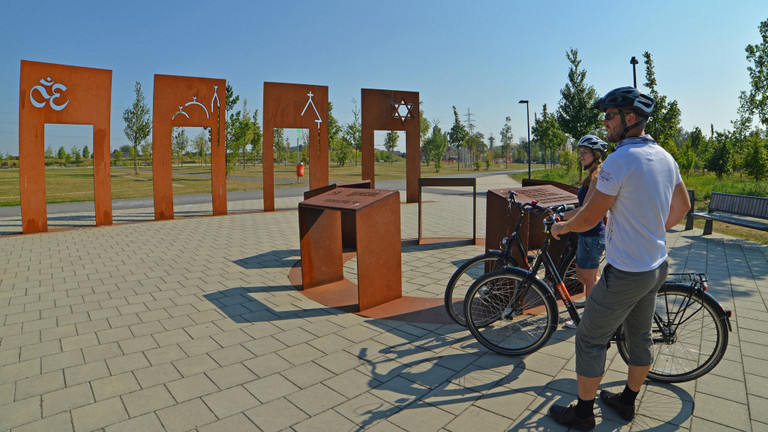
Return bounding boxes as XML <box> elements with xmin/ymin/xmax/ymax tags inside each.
<box><xmin>1</xmin><ymin>174</ymin><xmax>767</xmax><ymax>431</ymax></box>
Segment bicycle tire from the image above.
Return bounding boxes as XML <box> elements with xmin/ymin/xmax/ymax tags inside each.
<box><xmin>616</xmin><ymin>283</ymin><xmax>729</xmax><ymax>383</ymax></box>
<box><xmin>556</xmin><ymin>251</ymin><xmax>582</xmax><ymax>297</ymax></box>
<box><xmin>444</xmin><ymin>252</ymin><xmax>516</xmax><ymax>326</ymax></box>
<box><xmin>465</xmin><ymin>268</ymin><xmax>559</xmax><ymax>355</ymax></box>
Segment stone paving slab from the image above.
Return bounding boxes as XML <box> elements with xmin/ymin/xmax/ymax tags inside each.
<box><xmin>1</xmin><ymin>174</ymin><xmax>767</xmax><ymax>431</ymax></box>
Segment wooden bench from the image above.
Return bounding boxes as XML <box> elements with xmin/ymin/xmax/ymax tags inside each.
<box><xmin>691</xmin><ymin>192</ymin><xmax>768</xmax><ymax>235</ymax></box>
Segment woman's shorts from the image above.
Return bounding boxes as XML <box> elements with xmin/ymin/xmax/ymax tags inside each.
<box><xmin>575</xmin><ymin>234</ymin><xmax>605</xmax><ymax>269</ymax></box>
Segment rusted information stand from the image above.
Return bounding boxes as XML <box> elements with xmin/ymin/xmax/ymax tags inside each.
<box><xmin>298</xmin><ymin>188</ymin><xmax>401</xmax><ymax>311</ymax></box>
<box><xmin>486</xmin><ymin>185</ymin><xmax>579</xmax><ymax>265</ymax></box>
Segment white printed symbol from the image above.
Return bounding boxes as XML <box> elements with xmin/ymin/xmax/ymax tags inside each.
<box><xmin>301</xmin><ymin>91</ymin><xmax>322</xmax><ymax>130</ymax></box>
<box><xmin>393</xmin><ymin>99</ymin><xmax>414</xmax><ymax>122</ymax></box>
<box><xmin>211</xmin><ymin>85</ymin><xmax>220</xmax><ymax>112</ymax></box>
<box><xmin>30</xmin><ymin>77</ymin><xmax>69</xmax><ymax>111</ymax></box>
<box><xmin>173</xmin><ymin>95</ymin><xmax>210</xmax><ymax>120</ymax></box>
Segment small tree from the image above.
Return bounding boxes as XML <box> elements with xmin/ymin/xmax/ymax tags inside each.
<box><xmin>192</xmin><ymin>131</ymin><xmax>209</xmax><ymax>165</ymax></box>
<box><xmin>45</xmin><ymin>146</ymin><xmax>54</xmax><ymax>159</ymax></box>
<box><xmin>448</xmin><ymin>106</ymin><xmax>469</xmax><ymax>170</ymax></box>
<box><xmin>172</xmin><ymin>128</ymin><xmax>189</xmax><ymax>166</ymax></box>
<box><xmin>500</xmin><ymin>116</ymin><xmax>513</xmax><ymax>168</ymax></box>
<box><xmin>70</xmin><ymin>146</ymin><xmax>82</xmax><ymax>164</ymax></box>
<box><xmin>422</xmin><ymin>123</ymin><xmax>449</xmax><ymax>171</ymax></box>
<box><xmin>251</xmin><ymin>109</ymin><xmax>263</xmax><ymax>163</ymax></box>
<box><xmin>114</xmin><ymin>149</ymin><xmax>121</xmax><ymax>166</ymax></box>
<box><xmin>82</xmin><ymin>146</ymin><xmax>90</xmax><ymax>160</ymax></box>
<box><xmin>744</xmin><ymin>136</ymin><xmax>768</xmax><ymax>180</ymax></box>
<box><xmin>140</xmin><ymin>141</ymin><xmax>152</xmax><ymax>166</ymax></box>
<box><xmin>343</xmin><ymin>99</ymin><xmax>362</xmax><ymax>166</ymax></box>
<box><xmin>122</xmin><ymin>82</ymin><xmax>152</xmax><ymax>174</ymax></box>
<box><xmin>57</xmin><ymin>146</ymin><xmax>67</xmax><ymax>160</ymax></box>
<box><xmin>384</xmin><ymin>130</ymin><xmax>399</xmax><ymax>164</ymax></box>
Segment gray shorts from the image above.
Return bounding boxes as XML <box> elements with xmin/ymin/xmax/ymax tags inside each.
<box><xmin>575</xmin><ymin>260</ymin><xmax>668</xmax><ymax>378</ymax></box>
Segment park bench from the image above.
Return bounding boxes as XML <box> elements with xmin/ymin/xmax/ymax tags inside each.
<box><xmin>690</xmin><ymin>192</ymin><xmax>768</xmax><ymax>235</ymax></box>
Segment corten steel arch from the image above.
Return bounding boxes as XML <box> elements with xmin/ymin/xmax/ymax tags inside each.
<box><xmin>19</xmin><ymin>60</ymin><xmax>113</xmax><ymax>234</ymax></box>
<box><xmin>361</xmin><ymin>89</ymin><xmax>420</xmax><ymax>203</ymax></box>
<box><xmin>263</xmin><ymin>82</ymin><xmax>329</xmax><ymax>212</ymax></box>
<box><xmin>153</xmin><ymin>75</ymin><xmax>226</xmax><ymax>220</ymax></box>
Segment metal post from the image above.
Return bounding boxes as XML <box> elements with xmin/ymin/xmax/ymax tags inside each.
<box><xmin>630</xmin><ymin>56</ymin><xmax>639</xmax><ymax>88</ymax></box>
<box><xmin>519</xmin><ymin>100</ymin><xmax>531</xmax><ymax>179</ymax></box>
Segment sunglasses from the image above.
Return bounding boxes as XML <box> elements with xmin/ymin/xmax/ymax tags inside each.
<box><xmin>604</xmin><ymin>111</ymin><xmax>623</xmax><ymax>121</ymax></box>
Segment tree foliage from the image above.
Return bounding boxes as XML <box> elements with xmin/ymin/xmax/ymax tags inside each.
<box><xmin>705</xmin><ymin>131</ymin><xmax>734</xmax><ymax>178</ymax></box>
<box><xmin>172</xmin><ymin>128</ymin><xmax>188</xmax><ymax>165</ymax></box>
<box><xmin>82</xmin><ymin>146</ymin><xmax>90</xmax><ymax>160</ymax></box>
<box><xmin>532</xmin><ymin>104</ymin><xmax>566</xmax><ymax>168</ymax></box>
<box><xmin>57</xmin><ymin>146</ymin><xmax>66</xmax><ymax>160</ymax></box>
<box><xmin>743</xmin><ymin>135</ymin><xmax>768</xmax><ymax>180</ymax></box>
<box><xmin>384</xmin><ymin>130</ymin><xmax>399</xmax><ymax>164</ymax></box>
<box><xmin>556</xmin><ymin>48</ymin><xmax>602</xmax><ymax>141</ymax></box>
<box><xmin>642</xmin><ymin>52</ymin><xmax>681</xmax><ymax>155</ymax></box>
<box><xmin>192</xmin><ymin>131</ymin><xmax>209</xmax><ymax>165</ymax></box>
<box><xmin>422</xmin><ymin>122</ymin><xmax>448</xmax><ymax>171</ymax></box>
<box><xmin>122</xmin><ymin>81</ymin><xmax>152</xmax><ymax>174</ymax></box>
<box><xmin>499</xmin><ymin>116</ymin><xmax>513</xmax><ymax>167</ymax></box>
<box><xmin>741</xmin><ymin>19</ymin><xmax>768</xmax><ymax>128</ymax></box>
<box><xmin>342</xmin><ymin>99</ymin><xmax>362</xmax><ymax>166</ymax></box>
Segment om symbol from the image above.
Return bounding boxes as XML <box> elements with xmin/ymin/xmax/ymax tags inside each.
<box><xmin>30</xmin><ymin>77</ymin><xmax>69</xmax><ymax>111</ymax></box>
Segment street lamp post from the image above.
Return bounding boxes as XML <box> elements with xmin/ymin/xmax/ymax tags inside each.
<box><xmin>518</xmin><ymin>100</ymin><xmax>531</xmax><ymax>179</ymax></box>
<box><xmin>630</xmin><ymin>56</ymin><xmax>639</xmax><ymax>88</ymax></box>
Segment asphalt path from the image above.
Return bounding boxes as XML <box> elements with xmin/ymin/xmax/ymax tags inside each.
<box><xmin>0</xmin><ymin>169</ymin><xmax>530</xmax><ymax>217</ymax></box>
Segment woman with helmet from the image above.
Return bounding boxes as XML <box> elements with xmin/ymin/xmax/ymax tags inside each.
<box><xmin>560</xmin><ymin>135</ymin><xmax>608</xmax><ymax>329</ymax></box>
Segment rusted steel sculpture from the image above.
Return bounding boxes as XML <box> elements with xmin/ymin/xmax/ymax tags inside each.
<box><xmin>152</xmin><ymin>75</ymin><xmax>226</xmax><ymax>220</ymax></box>
<box><xmin>299</xmin><ymin>188</ymin><xmax>402</xmax><ymax>311</ymax></box>
<box><xmin>263</xmin><ymin>82</ymin><xmax>329</xmax><ymax>212</ymax></box>
<box><xmin>360</xmin><ymin>89</ymin><xmax>420</xmax><ymax>203</ymax></box>
<box><xmin>19</xmin><ymin>60</ymin><xmax>113</xmax><ymax>234</ymax></box>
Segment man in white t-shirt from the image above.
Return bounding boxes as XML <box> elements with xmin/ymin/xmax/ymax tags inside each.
<box><xmin>548</xmin><ymin>87</ymin><xmax>691</xmax><ymax>431</ymax></box>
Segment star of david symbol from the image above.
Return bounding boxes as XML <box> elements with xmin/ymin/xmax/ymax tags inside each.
<box><xmin>393</xmin><ymin>98</ymin><xmax>414</xmax><ymax>122</ymax></box>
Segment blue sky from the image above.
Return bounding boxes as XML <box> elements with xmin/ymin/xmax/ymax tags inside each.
<box><xmin>1</xmin><ymin>0</ymin><xmax>766</xmax><ymax>156</ymax></box>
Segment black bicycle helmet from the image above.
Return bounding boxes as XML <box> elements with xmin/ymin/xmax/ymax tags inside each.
<box><xmin>577</xmin><ymin>135</ymin><xmax>608</xmax><ymax>153</ymax></box>
<box><xmin>592</xmin><ymin>86</ymin><xmax>655</xmax><ymax>116</ymax></box>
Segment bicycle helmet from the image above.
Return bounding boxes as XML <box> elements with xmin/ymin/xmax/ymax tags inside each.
<box><xmin>577</xmin><ymin>135</ymin><xmax>608</xmax><ymax>153</ymax></box>
<box><xmin>592</xmin><ymin>86</ymin><xmax>655</xmax><ymax>116</ymax></box>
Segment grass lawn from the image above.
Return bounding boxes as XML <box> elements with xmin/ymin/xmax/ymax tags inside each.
<box><xmin>511</xmin><ymin>166</ymin><xmax>768</xmax><ymax>245</ymax></box>
<box><xmin>0</xmin><ymin>160</ymin><xmax>537</xmax><ymax>207</ymax></box>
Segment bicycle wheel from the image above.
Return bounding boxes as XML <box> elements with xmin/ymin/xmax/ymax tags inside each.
<box><xmin>465</xmin><ymin>268</ymin><xmax>558</xmax><ymax>355</ymax></box>
<box><xmin>556</xmin><ymin>252</ymin><xmax>582</xmax><ymax>297</ymax></box>
<box><xmin>445</xmin><ymin>252</ymin><xmax>515</xmax><ymax>326</ymax></box>
<box><xmin>616</xmin><ymin>283</ymin><xmax>729</xmax><ymax>383</ymax></box>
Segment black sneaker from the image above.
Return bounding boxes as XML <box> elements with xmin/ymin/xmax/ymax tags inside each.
<box><xmin>549</xmin><ymin>403</ymin><xmax>596</xmax><ymax>431</ymax></box>
<box><xmin>600</xmin><ymin>390</ymin><xmax>635</xmax><ymax>421</ymax></box>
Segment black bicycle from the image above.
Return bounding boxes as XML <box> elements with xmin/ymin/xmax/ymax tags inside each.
<box><xmin>444</xmin><ymin>190</ymin><xmax>580</xmax><ymax>326</ymax></box>
<box><xmin>464</xmin><ymin>202</ymin><xmax>732</xmax><ymax>383</ymax></box>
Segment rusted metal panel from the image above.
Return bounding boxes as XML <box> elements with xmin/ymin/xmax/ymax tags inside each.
<box><xmin>298</xmin><ymin>205</ymin><xmax>344</xmax><ymax>289</ymax></box>
<box><xmin>355</xmin><ymin>192</ymin><xmax>402</xmax><ymax>310</ymax></box>
<box><xmin>486</xmin><ymin>185</ymin><xmax>578</xmax><ymax>264</ymax></box>
<box><xmin>152</xmin><ymin>75</ymin><xmax>226</xmax><ymax>220</ymax></box>
<box><xmin>360</xmin><ymin>88</ymin><xmax>420</xmax><ymax>203</ymax></box>
<box><xmin>19</xmin><ymin>60</ymin><xmax>113</xmax><ymax>233</ymax></box>
<box><xmin>264</xmin><ymin>82</ymin><xmax>329</xmax><ymax>212</ymax></box>
<box><xmin>297</xmin><ymin>188</ymin><xmax>402</xmax><ymax>310</ymax></box>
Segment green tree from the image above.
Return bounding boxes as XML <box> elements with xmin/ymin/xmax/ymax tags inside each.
<box><xmin>122</xmin><ymin>81</ymin><xmax>152</xmax><ymax>174</ymax></box>
<box><xmin>419</xmin><ymin>102</ymin><xmax>430</xmax><ymax>145</ymax></box>
<box><xmin>251</xmin><ymin>109</ymin><xmax>263</xmax><ymax>163</ymax></box>
<box><xmin>384</xmin><ymin>130</ymin><xmax>399</xmax><ymax>164</ymax></box>
<box><xmin>642</xmin><ymin>52</ymin><xmax>682</xmax><ymax>155</ymax></box>
<box><xmin>500</xmin><ymin>116</ymin><xmax>513</xmax><ymax>168</ymax></box>
<box><xmin>705</xmin><ymin>131</ymin><xmax>734</xmax><ymax>178</ymax></box>
<box><xmin>172</xmin><ymin>128</ymin><xmax>189</xmax><ymax>166</ymax></box>
<box><xmin>45</xmin><ymin>146</ymin><xmax>54</xmax><ymax>159</ymax></box>
<box><xmin>448</xmin><ymin>106</ymin><xmax>469</xmax><ymax>170</ymax></box>
<box><xmin>743</xmin><ymin>135</ymin><xmax>768</xmax><ymax>180</ymax></box>
<box><xmin>273</xmin><ymin>128</ymin><xmax>287</xmax><ymax>164</ymax></box>
<box><xmin>342</xmin><ymin>99</ymin><xmax>362</xmax><ymax>166</ymax></box>
<box><xmin>57</xmin><ymin>146</ymin><xmax>67</xmax><ymax>160</ymax></box>
<box><xmin>70</xmin><ymin>146</ymin><xmax>82</xmax><ymax>164</ymax></box>
<box><xmin>227</xmin><ymin>98</ymin><xmax>254</xmax><ymax>170</ymax></box>
<box><xmin>192</xmin><ymin>131</ymin><xmax>209</xmax><ymax>165</ymax></box>
<box><xmin>423</xmin><ymin>122</ymin><xmax>449</xmax><ymax>171</ymax></box>
<box><xmin>741</xmin><ymin>19</ymin><xmax>768</xmax><ymax>128</ymax></box>
<box><xmin>82</xmin><ymin>146</ymin><xmax>90</xmax><ymax>160</ymax></box>
<box><xmin>556</xmin><ymin>48</ymin><xmax>602</xmax><ymax>142</ymax></box>
<box><xmin>532</xmin><ymin>104</ymin><xmax>566</xmax><ymax>168</ymax></box>
<box><xmin>327</xmin><ymin>102</ymin><xmax>348</xmax><ymax>166</ymax></box>
<box><xmin>140</xmin><ymin>141</ymin><xmax>152</xmax><ymax>166</ymax></box>
<box><xmin>114</xmin><ymin>149</ymin><xmax>121</xmax><ymax>166</ymax></box>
